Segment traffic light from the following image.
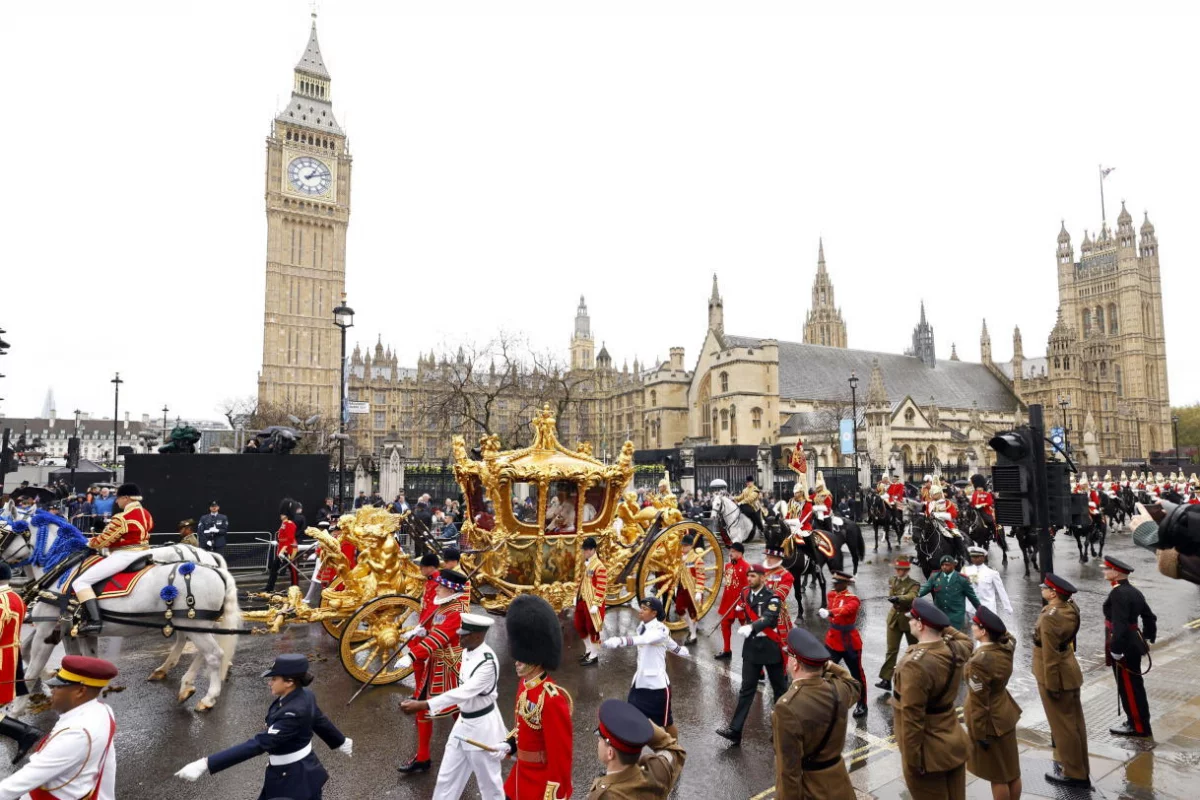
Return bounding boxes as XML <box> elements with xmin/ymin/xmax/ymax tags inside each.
<box><xmin>988</xmin><ymin>428</ymin><xmax>1036</xmax><ymax>526</ymax></box>
<box><xmin>66</xmin><ymin>437</ymin><xmax>81</xmax><ymax>469</ymax></box>
<box><xmin>1045</xmin><ymin>462</ymin><xmax>1088</xmax><ymax>528</ymax></box>
<box><xmin>0</xmin><ymin>428</ymin><xmax>14</xmax><ymax>475</ymax></box>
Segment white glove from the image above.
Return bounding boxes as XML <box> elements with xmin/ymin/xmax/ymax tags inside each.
<box><xmin>206</xmin><ymin>540</ymin><xmax>213</xmax><ymax>547</ymax></box>
<box><xmin>337</xmin><ymin>737</ymin><xmax>353</xmax><ymax>757</ymax></box>
<box><xmin>589</xmin><ymin>605</ymin><xmax>599</xmax><ymax>615</ymax></box>
<box><xmin>818</xmin><ymin>608</ymin><xmax>829</xmax><ymax>619</ymax></box>
<box><xmin>737</xmin><ymin>625</ymin><xmax>753</xmax><ymax>638</ymax></box>
<box><xmin>205</xmin><ymin>527</ymin><xmax>218</xmax><ymax>534</ymax></box>
<box><xmin>735</xmin><ymin>604</ymin><xmax>744</xmax><ymax>612</ymax></box>
<box><xmin>934</xmin><ymin>512</ymin><xmax>952</xmax><ymax>521</ymax></box>
<box><xmin>412</xmin><ymin>625</ymin><xmax>427</xmax><ymax>638</ymax></box>
<box><xmin>676</xmin><ymin>645</ymin><xmax>690</xmax><ymax>657</ymax></box>
<box><xmin>397</xmin><ymin>654</ymin><xmax>414</xmax><ymax>670</ymax></box>
<box><xmin>602</xmin><ymin>637</ymin><xmax>623</xmax><ymax>650</ymax></box>
<box><xmin>695</xmin><ymin>591</ymin><xmax>704</xmax><ymax>603</ymax></box>
<box><xmin>175</xmin><ymin>758</ymin><xmax>209</xmax><ymax>782</ymax></box>
<box><xmin>487</xmin><ymin>743</ymin><xmax>511</xmax><ymax>762</ymax></box>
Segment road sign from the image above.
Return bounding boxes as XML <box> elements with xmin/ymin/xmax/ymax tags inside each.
<box><xmin>839</xmin><ymin>419</ymin><xmax>855</xmax><ymax>455</ymax></box>
<box><xmin>346</xmin><ymin>400</ymin><xmax>370</xmax><ymax>415</ymax></box>
<box><xmin>1050</xmin><ymin>426</ymin><xmax>1064</xmax><ymax>446</ymax></box>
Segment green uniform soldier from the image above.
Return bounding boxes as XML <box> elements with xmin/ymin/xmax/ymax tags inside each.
<box><xmin>876</xmin><ymin>555</ymin><xmax>920</xmax><ymax>692</ymax></box>
<box><xmin>918</xmin><ymin>555</ymin><xmax>980</xmax><ymax>631</ymax></box>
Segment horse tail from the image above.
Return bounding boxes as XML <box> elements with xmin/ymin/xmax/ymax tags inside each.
<box><xmin>215</xmin><ymin>568</ymin><xmax>242</xmax><ymax>675</ymax></box>
<box><xmin>849</xmin><ymin>522</ymin><xmax>866</xmax><ymax>562</ymax></box>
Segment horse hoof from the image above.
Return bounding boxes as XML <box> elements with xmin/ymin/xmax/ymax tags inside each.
<box><xmin>194</xmin><ymin>698</ymin><xmax>215</xmax><ymax>712</ymax></box>
<box><xmin>147</xmin><ymin>670</ymin><xmax>168</xmax><ymax>682</ymax></box>
<box><xmin>177</xmin><ymin>686</ymin><xmax>196</xmax><ymax>704</ymax></box>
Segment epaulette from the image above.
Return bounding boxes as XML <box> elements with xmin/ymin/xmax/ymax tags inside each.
<box><xmin>766</xmin><ymin>597</ymin><xmax>781</xmax><ymax>610</ymax></box>
<box><xmin>544</xmin><ymin>681</ymin><xmax>575</xmax><ymax>716</ymax></box>
<box><xmin>911</xmin><ymin>648</ymin><xmax>926</xmax><ymax>661</ymax></box>
<box><xmin>1047</xmin><ymin>607</ymin><xmax>1057</xmax><ymax>616</ymax></box>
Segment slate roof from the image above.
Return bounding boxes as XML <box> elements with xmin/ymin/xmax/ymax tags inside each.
<box><xmin>722</xmin><ymin>336</ymin><xmax>1018</xmax><ymax>412</ymax></box>
<box><xmin>996</xmin><ymin>357</ymin><xmax>1048</xmax><ymax>381</ymax></box>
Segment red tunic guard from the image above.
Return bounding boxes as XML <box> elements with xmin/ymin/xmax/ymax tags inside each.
<box><xmin>572</xmin><ymin>553</ymin><xmax>608</xmax><ymax>645</ymax></box>
<box><xmin>89</xmin><ymin>501</ymin><xmax>153</xmax><ymax>551</ymax></box>
<box><xmin>505</xmin><ymin>673</ymin><xmax>574</xmax><ymax>800</ymax></box>
<box><xmin>0</xmin><ymin>585</ymin><xmax>25</xmax><ymax>705</ymax></box>
<box><xmin>762</xmin><ymin>565</ymin><xmax>795</xmax><ymax>640</ymax></box>
<box><xmin>717</xmin><ymin>557</ymin><xmax>750</xmax><ymax>653</ymax></box>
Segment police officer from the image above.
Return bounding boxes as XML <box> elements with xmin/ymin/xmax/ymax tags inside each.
<box><xmin>772</xmin><ymin>628</ymin><xmax>860</xmax><ymax>799</ymax></box>
<box><xmin>603</xmin><ymin>597</ymin><xmax>689</xmax><ymax>738</ymax></box>
<box><xmin>1033</xmin><ymin>574</ymin><xmax>1090</xmax><ymax>789</ymax></box>
<box><xmin>893</xmin><ymin>598</ymin><xmax>973</xmax><ymax>799</ymax></box>
<box><xmin>197</xmin><ymin>500</ymin><xmax>230</xmax><ymax>554</ymax></box>
<box><xmin>588</xmin><ymin>698</ymin><xmax>686</xmax><ymax>799</ymax></box>
<box><xmin>876</xmin><ymin>556</ymin><xmax>919</xmax><ymax>693</ymax></box>
<box><xmin>1102</xmin><ymin>556</ymin><xmax>1157</xmax><ymax>738</ymax></box>
<box><xmin>716</xmin><ymin>564</ymin><xmax>789</xmax><ymax>746</ymax></box>
<box><xmin>175</xmin><ymin>654</ymin><xmax>353</xmax><ymax>799</ymax></box>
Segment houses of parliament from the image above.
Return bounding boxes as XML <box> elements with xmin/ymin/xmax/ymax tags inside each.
<box><xmin>257</xmin><ymin>18</ymin><xmax>1172</xmax><ymax>469</ymax></box>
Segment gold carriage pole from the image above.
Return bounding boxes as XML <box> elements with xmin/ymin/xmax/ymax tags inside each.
<box><xmin>345</xmin><ymin>537</ymin><xmax>508</xmax><ymax>706</ymax></box>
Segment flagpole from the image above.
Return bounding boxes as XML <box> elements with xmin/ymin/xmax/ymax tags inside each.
<box><xmin>1099</xmin><ymin>164</ymin><xmax>1107</xmax><ymax>223</ymax></box>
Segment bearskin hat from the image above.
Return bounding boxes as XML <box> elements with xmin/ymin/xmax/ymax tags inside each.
<box><xmin>505</xmin><ymin>595</ymin><xmax>562</xmax><ymax>671</ymax></box>
<box><xmin>278</xmin><ymin>497</ymin><xmax>300</xmax><ymax>517</ymax></box>
<box><xmin>116</xmin><ymin>483</ymin><xmax>142</xmax><ymax>499</ymax></box>
<box><xmin>971</xmin><ymin>474</ymin><xmax>987</xmax><ymax>489</ymax></box>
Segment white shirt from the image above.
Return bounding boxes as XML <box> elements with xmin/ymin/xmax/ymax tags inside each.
<box><xmin>627</xmin><ymin>619</ymin><xmax>672</xmax><ymax>691</ymax></box>
<box><xmin>961</xmin><ymin>563</ymin><xmax>1013</xmax><ymax>614</ymax></box>
<box><xmin>427</xmin><ymin>642</ymin><xmax>506</xmax><ymax>749</ymax></box>
<box><xmin>0</xmin><ymin>699</ymin><xmax>116</xmax><ymax>800</ymax></box>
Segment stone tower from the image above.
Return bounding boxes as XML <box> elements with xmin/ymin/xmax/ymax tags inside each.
<box><xmin>257</xmin><ymin>14</ymin><xmax>352</xmax><ymax>421</ymax></box>
<box><xmin>980</xmin><ymin>319</ymin><xmax>992</xmax><ymax>364</ymax></box>
<box><xmin>570</xmin><ymin>295</ymin><xmax>595</xmax><ymax>371</ymax></box>
<box><xmin>911</xmin><ymin>302</ymin><xmax>935</xmax><ymax>368</ymax></box>
<box><xmin>802</xmin><ymin>239</ymin><xmax>848</xmax><ymax>348</ymax></box>
<box><xmin>1056</xmin><ymin>203</ymin><xmax>1171</xmax><ymax>456</ymax></box>
<box><xmin>707</xmin><ymin>274</ymin><xmax>724</xmax><ymax>338</ymax></box>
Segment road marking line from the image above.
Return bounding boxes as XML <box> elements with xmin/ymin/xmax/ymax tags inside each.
<box><xmin>1185</xmin><ymin>618</ymin><xmax>1200</xmax><ymax>630</ymax></box>
<box><xmin>748</xmin><ymin>788</ymin><xmax>774</xmax><ymax>800</ymax></box>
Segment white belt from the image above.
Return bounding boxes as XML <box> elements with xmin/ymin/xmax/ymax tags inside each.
<box><xmin>269</xmin><ymin>742</ymin><xmax>311</xmax><ymax>766</ymax></box>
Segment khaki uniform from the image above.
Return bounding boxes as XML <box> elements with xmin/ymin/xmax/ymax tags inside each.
<box><xmin>733</xmin><ymin>483</ymin><xmax>761</xmax><ymax>505</ymax></box>
<box><xmin>964</xmin><ymin>634</ymin><xmax>1022</xmax><ymax>783</ymax></box>
<box><xmin>892</xmin><ymin>627</ymin><xmax>973</xmax><ymax>800</ymax></box>
<box><xmin>880</xmin><ymin>574</ymin><xmax>920</xmax><ymax>682</ymax></box>
<box><xmin>586</xmin><ymin>723</ymin><xmax>686</xmax><ymax>799</ymax></box>
<box><xmin>772</xmin><ymin>662</ymin><xmax>860</xmax><ymax>800</ymax></box>
<box><xmin>1033</xmin><ymin>598</ymin><xmax>1089</xmax><ymax>781</ymax></box>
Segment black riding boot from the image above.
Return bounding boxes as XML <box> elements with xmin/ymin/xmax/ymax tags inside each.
<box><xmin>0</xmin><ymin>714</ymin><xmax>44</xmax><ymax>764</ymax></box>
<box><xmin>76</xmin><ymin>598</ymin><xmax>103</xmax><ymax>636</ymax></box>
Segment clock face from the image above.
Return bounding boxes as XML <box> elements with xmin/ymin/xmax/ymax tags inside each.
<box><xmin>287</xmin><ymin>156</ymin><xmax>332</xmax><ymax>196</ymax></box>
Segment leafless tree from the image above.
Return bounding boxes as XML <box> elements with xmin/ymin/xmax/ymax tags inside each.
<box><xmin>531</xmin><ymin>350</ymin><xmax>595</xmax><ymax>440</ymax></box>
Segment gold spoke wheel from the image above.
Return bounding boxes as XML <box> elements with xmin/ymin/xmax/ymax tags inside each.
<box><xmin>338</xmin><ymin>594</ymin><xmax>421</xmax><ymax>685</ymax></box>
<box><xmin>635</xmin><ymin>522</ymin><xmax>724</xmax><ymax>631</ymax></box>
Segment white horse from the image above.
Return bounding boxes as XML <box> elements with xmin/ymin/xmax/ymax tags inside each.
<box><xmin>711</xmin><ymin>494</ymin><xmax>755</xmax><ymax>544</ymax></box>
<box><xmin>1</xmin><ymin>513</ymin><xmax>241</xmax><ymax>711</ymax></box>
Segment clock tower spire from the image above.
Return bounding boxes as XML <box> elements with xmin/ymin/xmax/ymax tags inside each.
<box><xmin>257</xmin><ymin>14</ymin><xmax>353</xmax><ymax>421</ymax></box>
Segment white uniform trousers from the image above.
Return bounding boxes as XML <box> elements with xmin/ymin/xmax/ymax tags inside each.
<box><xmin>432</xmin><ymin>739</ymin><xmax>504</xmax><ymax>800</ymax></box>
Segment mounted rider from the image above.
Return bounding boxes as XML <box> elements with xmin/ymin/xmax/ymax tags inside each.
<box><xmin>1080</xmin><ymin>475</ymin><xmax>1102</xmax><ymax>525</ymax></box>
<box><xmin>926</xmin><ymin>483</ymin><xmax>968</xmax><ymax>564</ymax></box>
<box><xmin>733</xmin><ymin>476</ymin><xmax>764</xmax><ymax>538</ymax></box>
<box><xmin>968</xmin><ymin>474</ymin><xmax>997</xmax><ymax>538</ymax></box>
<box><xmin>812</xmin><ymin>472</ymin><xmax>834</xmax><ymax>531</ymax></box>
<box><xmin>782</xmin><ymin>478</ymin><xmax>813</xmax><ymax>546</ymax></box>
<box><xmin>73</xmin><ymin>483</ymin><xmax>154</xmax><ymax>636</ymax></box>
<box><xmin>919</xmin><ymin>474</ymin><xmax>934</xmax><ymax>503</ymax></box>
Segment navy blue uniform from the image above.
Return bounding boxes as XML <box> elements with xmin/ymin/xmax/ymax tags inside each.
<box><xmin>197</xmin><ymin>512</ymin><xmax>230</xmax><ymax>553</ymax></box>
<box><xmin>207</xmin><ymin>687</ymin><xmax>345</xmax><ymax>800</ymax></box>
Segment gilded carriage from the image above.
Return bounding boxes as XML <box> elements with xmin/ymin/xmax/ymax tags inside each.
<box><xmin>453</xmin><ymin>404</ymin><xmax>724</xmax><ymax>631</ymax></box>
<box><xmin>244</xmin><ymin>505</ymin><xmax>428</xmax><ymax>684</ymax></box>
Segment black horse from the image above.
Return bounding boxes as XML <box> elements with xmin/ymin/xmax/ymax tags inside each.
<box><xmin>767</xmin><ymin>516</ymin><xmax>866</xmax><ymax>612</ymax></box>
<box><xmin>907</xmin><ymin>501</ymin><xmax>966</xmax><ymax>578</ymax></box>
<box><xmin>1009</xmin><ymin>525</ymin><xmax>1040</xmax><ymax>578</ymax></box>
<box><xmin>866</xmin><ymin>493</ymin><xmax>900</xmax><ymax>552</ymax></box>
<box><xmin>812</xmin><ymin>514</ymin><xmax>867</xmax><ymax>576</ymax></box>
<box><xmin>958</xmin><ymin>505</ymin><xmax>1008</xmax><ymax>566</ymax></box>
<box><xmin>1069</xmin><ymin>514</ymin><xmax>1107</xmax><ymax>564</ymax></box>
<box><xmin>1101</xmin><ymin>489</ymin><xmax>1132</xmax><ymax>530</ymax></box>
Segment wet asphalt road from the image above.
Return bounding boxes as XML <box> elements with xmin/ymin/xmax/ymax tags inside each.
<box><xmin>1</xmin><ymin>528</ymin><xmax>1197</xmax><ymax>799</ymax></box>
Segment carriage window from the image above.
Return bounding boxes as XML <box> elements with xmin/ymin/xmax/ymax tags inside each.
<box><xmin>510</xmin><ymin>481</ymin><xmax>542</xmax><ymax>528</ymax></box>
<box><xmin>547</xmin><ymin>481</ymin><xmax>581</xmax><ymax>533</ymax></box>
<box><xmin>580</xmin><ymin>478</ymin><xmax>607</xmax><ymax>531</ymax></box>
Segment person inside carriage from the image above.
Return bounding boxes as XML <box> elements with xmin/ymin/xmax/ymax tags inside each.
<box><xmin>547</xmin><ymin>486</ymin><xmax>577</xmax><ymax>533</ymax></box>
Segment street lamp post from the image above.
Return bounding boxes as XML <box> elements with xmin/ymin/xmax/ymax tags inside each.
<box><xmin>849</xmin><ymin>371</ymin><xmax>860</xmax><ymax>520</ymax></box>
<box><xmin>333</xmin><ymin>296</ymin><xmax>355</xmax><ymax>513</ymax></box>
<box><xmin>71</xmin><ymin>409</ymin><xmax>81</xmax><ymax>491</ymax></box>
<box><xmin>1058</xmin><ymin>395</ymin><xmax>1070</xmax><ymax>459</ymax></box>
<box><xmin>162</xmin><ymin>405</ymin><xmax>169</xmax><ymax>442</ymax></box>
<box><xmin>1172</xmin><ymin>414</ymin><xmax>1181</xmax><ymax>470</ymax></box>
<box><xmin>110</xmin><ymin>373</ymin><xmax>123</xmax><ymax>480</ymax></box>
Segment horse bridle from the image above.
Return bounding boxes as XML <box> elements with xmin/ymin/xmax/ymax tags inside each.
<box><xmin>0</xmin><ymin>521</ymin><xmax>31</xmax><ymax>564</ymax></box>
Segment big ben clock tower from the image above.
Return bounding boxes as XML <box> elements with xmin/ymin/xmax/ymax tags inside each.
<box><xmin>257</xmin><ymin>14</ymin><xmax>351</xmax><ymax>421</ymax></box>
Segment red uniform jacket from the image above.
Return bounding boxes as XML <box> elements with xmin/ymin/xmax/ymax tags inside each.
<box><xmin>275</xmin><ymin>519</ymin><xmax>297</xmax><ymax>554</ymax></box>
<box><xmin>718</xmin><ymin>558</ymin><xmax>750</xmax><ymax>616</ymax></box>
<box><xmin>785</xmin><ymin>499</ymin><xmax>813</xmax><ymax>534</ymax></box>
<box><xmin>505</xmin><ymin>673</ymin><xmax>573</xmax><ymax>800</ymax></box>
<box><xmin>0</xmin><ymin>588</ymin><xmax>26</xmax><ymax>705</ymax></box>
<box><xmin>763</xmin><ymin>567</ymin><xmax>795</xmax><ymax>640</ymax></box>
<box><xmin>90</xmin><ymin>501</ymin><xmax>153</xmax><ymax>550</ymax></box>
<box><xmin>1088</xmin><ymin>489</ymin><xmax>1102</xmax><ymax>515</ymax></box>
<box><xmin>925</xmin><ymin>500</ymin><xmax>958</xmax><ymax>530</ymax></box>
<box><xmin>970</xmin><ymin>489</ymin><xmax>995</xmax><ymax>517</ymax></box>
<box><xmin>316</xmin><ymin>537</ymin><xmax>357</xmax><ymax>585</ymax></box>
<box><xmin>823</xmin><ymin>589</ymin><xmax>862</xmax><ymax>652</ymax></box>
<box><xmin>886</xmin><ymin>483</ymin><xmax>906</xmax><ymax>506</ymax></box>
<box><xmin>409</xmin><ymin>595</ymin><xmax>467</xmax><ymax>714</ymax></box>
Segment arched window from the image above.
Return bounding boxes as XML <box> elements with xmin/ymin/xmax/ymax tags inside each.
<box><xmin>1100</xmin><ymin>361</ymin><xmax>1107</xmax><ymax>377</ymax></box>
<box><xmin>1063</xmin><ymin>355</ymin><xmax>1070</xmax><ymax>370</ymax></box>
<box><xmin>720</xmin><ymin>409</ymin><xmax>729</xmax><ymax>431</ymax></box>
<box><xmin>729</xmin><ymin>406</ymin><xmax>738</xmax><ymax>442</ymax></box>
<box><xmin>1053</xmin><ymin>356</ymin><xmax>1060</xmax><ymax>369</ymax></box>
<box><xmin>1095</xmin><ymin>306</ymin><xmax>1105</xmax><ymax>334</ymax></box>
<box><xmin>720</xmin><ymin>371</ymin><xmax>729</xmax><ymax>393</ymax></box>
<box><xmin>1082</xmin><ymin>309</ymin><xmax>1091</xmax><ymax>335</ymax></box>
<box><xmin>926</xmin><ymin>446</ymin><xmax>938</xmax><ymax>465</ymax></box>
<box><xmin>699</xmin><ymin>374</ymin><xmax>712</xmax><ymax>439</ymax></box>
<box><xmin>1108</xmin><ymin>303</ymin><xmax>1118</xmax><ymax>334</ymax></box>
<box><xmin>649</xmin><ymin>390</ymin><xmax>657</xmax><ymax>407</ymax></box>
<box><xmin>751</xmin><ymin>407</ymin><xmax>763</xmax><ymax>429</ymax></box>
<box><xmin>1115</xmin><ymin>364</ymin><xmax>1123</xmax><ymax>396</ymax></box>
<box><xmin>904</xmin><ymin>408</ymin><xmax>915</xmax><ymax>426</ymax></box>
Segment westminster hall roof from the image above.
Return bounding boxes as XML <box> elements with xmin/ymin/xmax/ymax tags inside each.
<box><xmin>721</xmin><ymin>336</ymin><xmax>1019</xmax><ymax>412</ymax></box>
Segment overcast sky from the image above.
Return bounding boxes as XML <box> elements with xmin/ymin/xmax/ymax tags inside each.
<box><xmin>5</xmin><ymin>1</ymin><xmax>1198</xmax><ymax>426</ymax></box>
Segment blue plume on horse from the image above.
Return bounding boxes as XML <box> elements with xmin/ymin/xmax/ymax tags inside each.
<box><xmin>22</xmin><ymin>511</ymin><xmax>89</xmax><ymax>571</ymax></box>
<box><xmin>160</xmin><ymin>585</ymin><xmax>179</xmax><ymax>603</ymax></box>
<box><xmin>11</xmin><ymin>520</ymin><xmax>29</xmax><ymax>534</ymax></box>
<box><xmin>179</xmin><ymin>562</ymin><xmax>196</xmax><ymax>575</ymax></box>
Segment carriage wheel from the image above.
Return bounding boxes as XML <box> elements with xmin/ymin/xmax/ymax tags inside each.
<box><xmin>338</xmin><ymin>594</ymin><xmax>421</xmax><ymax>685</ymax></box>
<box><xmin>605</xmin><ymin>574</ymin><xmax>637</xmax><ymax>607</ymax></box>
<box><xmin>635</xmin><ymin>522</ymin><xmax>724</xmax><ymax>632</ymax></box>
<box><xmin>320</xmin><ymin>594</ymin><xmax>348</xmax><ymax>639</ymax></box>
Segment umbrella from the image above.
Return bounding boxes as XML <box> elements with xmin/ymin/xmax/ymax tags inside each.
<box><xmin>708</xmin><ymin>478</ymin><xmax>729</xmax><ymax>491</ymax></box>
<box><xmin>952</xmin><ymin>479</ymin><xmax>971</xmax><ymax>488</ymax></box>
